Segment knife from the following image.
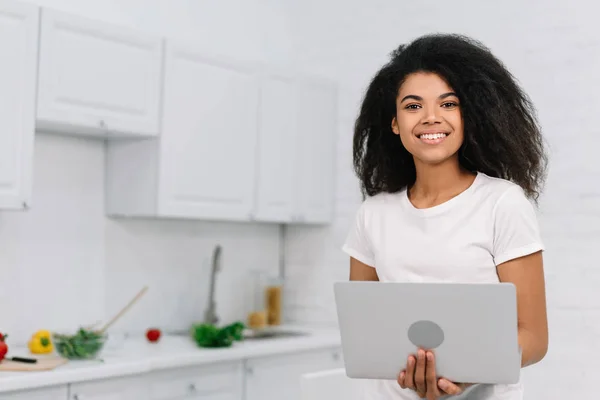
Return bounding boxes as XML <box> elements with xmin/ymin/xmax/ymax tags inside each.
<box><xmin>6</xmin><ymin>357</ymin><xmax>37</xmax><ymax>364</ymax></box>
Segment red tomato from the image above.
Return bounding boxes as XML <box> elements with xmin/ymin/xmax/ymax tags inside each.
<box><xmin>146</xmin><ymin>328</ymin><xmax>161</xmax><ymax>343</ymax></box>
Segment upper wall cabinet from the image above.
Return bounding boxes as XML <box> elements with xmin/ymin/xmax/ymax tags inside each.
<box><xmin>253</xmin><ymin>73</ymin><xmax>337</xmax><ymax>224</ymax></box>
<box><xmin>0</xmin><ymin>0</ymin><xmax>38</xmax><ymax>210</ymax></box>
<box><xmin>105</xmin><ymin>40</ymin><xmax>261</xmax><ymax>220</ymax></box>
<box><xmin>292</xmin><ymin>75</ymin><xmax>337</xmax><ymax>224</ymax></box>
<box><xmin>252</xmin><ymin>71</ymin><xmax>297</xmax><ymax>223</ymax></box>
<box><xmin>36</xmin><ymin>9</ymin><xmax>163</xmax><ymax>139</ymax></box>
<box><xmin>106</xmin><ymin>38</ymin><xmax>338</xmax><ymax>224</ymax></box>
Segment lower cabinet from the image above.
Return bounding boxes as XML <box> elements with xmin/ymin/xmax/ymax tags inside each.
<box><xmin>0</xmin><ymin>385</ymin><xmax>68</xmax><ymax>400</ymax></box>
<box><xmin>68</xmin><ymin>374</ymin><xmax>149</xmax><ymax>400</ymax></box>
<box><xmin>244</xmin><ymin>348</ymin><xmax>344</xmax><ymax>400</ymax></box>
<box><xmin>0</xmin><ymin>347</ymin><xmax>342</xmax><ymax>400</ymax></box>
<box><xmin>147</xmin><ymin>361</ymin><xmax>244</xmax><ymax>400</ymax></box>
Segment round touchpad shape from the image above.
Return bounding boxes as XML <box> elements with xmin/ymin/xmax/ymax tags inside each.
<box><xmin>407</xmin><ymin>320</ymin><xmax>445</xmax><ymax>349</ymax></box>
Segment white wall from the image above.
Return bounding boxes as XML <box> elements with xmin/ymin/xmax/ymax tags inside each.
<box><xmin>0</xmin><ymin>0</ymin><xmax>294</xmax><ymax>343</ymax></box>
<box><xmin>283</xmin><ymin>1</ymin><xmax>600</xmax><ymax>398</ymax></box>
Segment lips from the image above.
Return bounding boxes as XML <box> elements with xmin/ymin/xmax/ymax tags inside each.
<box><xmin>416</xmin><ymin>131</ymin><xmax>450</xmax><ymax>145</ymax></box>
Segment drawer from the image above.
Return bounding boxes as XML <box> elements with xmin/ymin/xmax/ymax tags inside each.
<box><xmin>68</xmin><ymin>374</ymin><xmax>149</xmax><ymax>400</ymax></box>
<box><xmin>0</xmin><ymin>385</ymin><xmax>68</xmax><ymax>400</ymax></box>
<box><xmin>148</xmin><ymin>361</ymin><xmax>243</xmax><ymax>400</ymax></box>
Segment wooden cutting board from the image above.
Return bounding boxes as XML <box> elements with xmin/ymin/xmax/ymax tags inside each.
<box><xmin>0</xmin><ymin>356</ymin><xmax>68</xmax><ymax>371</ymax></box>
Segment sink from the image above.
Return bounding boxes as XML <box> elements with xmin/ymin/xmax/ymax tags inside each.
<box><xmin>163</xmin><ymin>327</ymin><xmax>310</xmax><ymax>340</ymax></box>
<box><xmin>242</xmin><ymin>328</ymin><xmax>309</xmax><ymax>340</ymax></box>
<box><xmin>164</xmin><ymin>329</ymin><xmax>192</xmax><ymax>337</ymax></box>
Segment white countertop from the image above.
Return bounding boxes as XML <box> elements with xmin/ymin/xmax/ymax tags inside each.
<box><xmin>0</xmin><ymin>325</ymin><xmax>341</xmax><ymax>394</ymax></box>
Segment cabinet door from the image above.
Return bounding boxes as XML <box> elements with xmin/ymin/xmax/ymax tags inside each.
<box><xmin>253</xmin><ymin>72</ymin><xmax>297</xmax><ymax>222</ymax></box>
<box><xmin>0</xmin><ymin>385</ymin><xmax>68</xmax><ymax>400</ymax></box>
<box><xmin>148</xmin><ymin>361</ymin><xmax>243</xmax><ymax>400</ymax></box>
<box><xmin>245</xmin><ymin>348</ymin><xmax>343</xmax><ymax>400</ymax></box>
<box><xmin>68</xmin><ymin>374</ymin><xmax>149</xmax><ymax>400</ymax></box>
<box><xmin>36</xmin><ymin>9</ymin><xmax>162</xmax><ymax>138</ymax></box>
<box><xmin>158</xmin><ymin>41</ymin><xmax>260</xmax><ymax>221</ymax></box>
<box><xmin>293</xmin><ymin>77</ymin><xmax>337</xmax><ymax>224</ymax></box>
<box><xmin>0</xmin><ymin>0</ymin><xmax>38</xmax><ymax>210</ymax></box>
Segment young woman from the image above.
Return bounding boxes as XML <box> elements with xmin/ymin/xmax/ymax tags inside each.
<box><xmin>343</xmin><ymin>33</ymin><xmax>549</xmax><ymax>400</ymax></box>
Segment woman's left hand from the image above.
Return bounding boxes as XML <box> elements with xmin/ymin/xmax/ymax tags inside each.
<box><xmin>397</xmin><ymin>349</ymin><xmax>472</xmax><ymax>399</ymax></box>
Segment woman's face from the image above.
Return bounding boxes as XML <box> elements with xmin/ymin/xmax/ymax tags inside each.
<box><xmin>391</xmin><ymin>72</ymin><xmax>464</xmax><ymax>166</ymax></box>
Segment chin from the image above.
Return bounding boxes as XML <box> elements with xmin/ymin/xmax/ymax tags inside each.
<box><xmin>414</xmin><ymin>152</ymin><xmax>458</xmax><ymax>166</ymax></box>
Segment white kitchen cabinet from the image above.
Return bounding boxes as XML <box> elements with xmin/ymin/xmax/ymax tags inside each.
<box><xmin>252</xmin><ymin>71</ymin><xmax>297</xmax><ymax>223</ymax></box>
<box><xmin>0</xmin><ymin>0</ymin><xmax>38</xmax><ymax>210</ymax></box>
<box><xmin>243</xmin><ymin>72</ymin><xmax>338</xmax><ymax>224</ymax></box>
<box><xmin>148</xmin><ymin>361</ymin><xmax>243</xmax><ymax>400</ymax></box>
<box><xmin>105</xmin><ymin>38</ymin><xmax>337</xmax><ymax>224</ymax></box>
<box><xmin>68</xmin><ymin>374</ymin><xmax>149</xmax><ymax>400</ymax></box>
<box><xmin>0</xmin><ymin>385</ymin><xmax>68</xmax><ymax>400</ymax></box>
<box><xmin>105</xmin><ymin>40</ymin><xmax>261</xmax><ymax>220</ymax></box>
<box><xmin>291</xmin><ymin>76</ymin><xmax>337</xmax><ymax>224</ymax></box>
<box><xmin>244</xmin><ymin>347</ymin><xmax>343</xmax><ymax>400</ymax></box>
<box><xmin>36</xmin><ymin>8</ymin><xmax>162</xmax><ymax>138</ymax></box>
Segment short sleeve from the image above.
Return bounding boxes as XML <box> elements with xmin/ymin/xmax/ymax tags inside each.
<box><xmin>342</xmin><ymin>202</ymin><xmax>376</xmax><ymax>267</ymax></box>
<box><xmin>492</xmin><ymin>186</ymin><xmax>545</xmax><ymax>266</ymax></box>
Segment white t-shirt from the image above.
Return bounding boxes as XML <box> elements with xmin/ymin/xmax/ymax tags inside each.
<box><xmin>342</xmin><ymin>172</ymin><xmax>545</xmax><ymax>400</ymax></box>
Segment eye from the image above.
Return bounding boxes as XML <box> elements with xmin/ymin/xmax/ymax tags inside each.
<box><xmin>441</xmin><ymin>101</ymin><xmax>459</xmax><ymax>108</ymax></box>
<box><xmin>404</xmin><ymin>104</ymin><xmax>421</xmax><ymax>110</ymax></box>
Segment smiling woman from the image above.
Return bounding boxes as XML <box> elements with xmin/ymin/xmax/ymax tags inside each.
<box><xmin>392</xmin><ymin>73</ymin><xmax>464</xmax><ymax>166</ymax></box>
<box><xmin>345</xmin><ymin>33</ymin><xmax>549</xmax><ymax>400</ymax></box>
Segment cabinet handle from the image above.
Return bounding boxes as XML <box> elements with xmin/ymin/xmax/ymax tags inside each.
<box><xmin>99</xmin><ymin>120</ymin><xmax>107</xmax><ymax>129</ymax></box>
<box><xmin>188</xmin><ymin>383</ymin><xmax>197</xmax><ymax>392</ymax></box>
<box><xmin>332</xmin><ymin>352</ymin><xmax>340</xmax><ymax>361</ymax></box>
<box><xmin>73</xmin><ymin>395</ymin><xmax>84</xmax><ymax>400</ymax></box>
<box><xmin>246</xmin><ymin>366</ymin><xmax>254</xmax><ymax>375</ymax></box>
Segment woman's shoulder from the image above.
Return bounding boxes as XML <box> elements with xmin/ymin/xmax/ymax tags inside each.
<box><xmin>474</xmin><ymin>173</ymin><xmax>535</xmax><ymax>211</ymax></box>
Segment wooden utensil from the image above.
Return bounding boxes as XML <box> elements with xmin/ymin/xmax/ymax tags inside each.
<box><xmin>97</xmin><ymin>286</ymin><xmax>148</xmax><ymax>333</ymax></box>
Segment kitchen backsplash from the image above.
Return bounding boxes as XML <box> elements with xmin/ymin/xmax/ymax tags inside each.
<box><xmin>0</xmin><ymin>0</ymin><xmax>300</xmax><ymax>345</ymax></box>
<box><xmin>0</xmin><ymin>134</ymin><xmax>281</xmax><ymax>344</ymax></box>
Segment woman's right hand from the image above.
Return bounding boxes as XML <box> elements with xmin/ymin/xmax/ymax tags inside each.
<box><xmin>397</xmin><ymin>349</ymin><xmax>468</xmax><ymax>399</ymax></box>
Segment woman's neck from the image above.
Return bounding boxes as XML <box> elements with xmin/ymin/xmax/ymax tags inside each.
<box><xmin>408</xmin><ymin>157</ymin><xmax>476</xmax><ymax>208</ymax></box>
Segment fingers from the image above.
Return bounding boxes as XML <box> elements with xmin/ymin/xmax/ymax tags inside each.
<box><xmin>403</xmin><ymin>355</ymin><xmax>416</xmax><ymax>391</ymax></box>
<box><xmin>399</xmin><ymin>350</ymin><xmax>447</xmax><ymax>399</ymax></box>
<box><xmin>425</xmin><ymin>351</ymin><xmax>441</xmax><ymax>399</ymax></box>
<box><xmin>438</xmin><ymin>378</ymin><xmax>464</xmax><ymax>396</ymax></box>
<box><xmin>414</xmin><ymin>349</ymin><xmax>427</xmax><ymax>396</ymax></box>
<box><xmin>397</xmin><ymin>370</ymin><xmax>406</xmax><ymax>388</ymax></box>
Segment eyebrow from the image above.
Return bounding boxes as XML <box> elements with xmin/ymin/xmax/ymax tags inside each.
<box><xmin>400</xmin><ymin>92</ymin><xmax>458</xmax><ymax>103</ymax></box>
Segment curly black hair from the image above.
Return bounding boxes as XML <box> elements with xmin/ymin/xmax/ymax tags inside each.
<box><xmin>353</xmin><ymin>33</ymin><xmax>547</xmax><ymax>202</ymax></box>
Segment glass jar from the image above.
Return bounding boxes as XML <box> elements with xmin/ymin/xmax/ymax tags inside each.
<box><xmin>265</xmin><ymin>275</ymin><xmax>283</xmax><ymax>326</ymax></box>
<box><xmin>246</xmin><ymin>270</ymin><xmax>283</xmax><ymax>329</ymax></box>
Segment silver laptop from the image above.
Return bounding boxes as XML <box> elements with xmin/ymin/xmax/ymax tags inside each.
<box><xmin>334</xmin><ymin>281</ymin><xmax>521</xmax><ymax>384</ymax></box>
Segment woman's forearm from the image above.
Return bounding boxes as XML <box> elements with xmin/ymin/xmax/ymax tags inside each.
<box><xmin>518</xmin><ymin>327</ymin><xmax>548</xmax><ymax>367</ymax></box>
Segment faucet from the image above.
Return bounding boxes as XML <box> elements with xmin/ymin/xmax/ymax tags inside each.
<box><xmin>204</xmin><ymin>244</ymin><xmax>222</xmax><ymax>325</ymax></box>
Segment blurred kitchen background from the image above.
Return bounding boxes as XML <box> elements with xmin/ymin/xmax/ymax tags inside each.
<box><xmin>0</xmin><ymin>0</ymin><xmax>597</xmax><ymax>398</ymax></box>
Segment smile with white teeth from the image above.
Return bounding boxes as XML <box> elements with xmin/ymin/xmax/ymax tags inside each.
<box><xmin>417</xmin><ymin>132</ymin><xmax>449</xmax><ymax>144</ymax></box>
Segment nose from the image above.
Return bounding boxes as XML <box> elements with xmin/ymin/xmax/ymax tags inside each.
<box><xmin>421</xmin><ymin>105</ymin><xmax>441</xmax><ymax>124</ymax></box>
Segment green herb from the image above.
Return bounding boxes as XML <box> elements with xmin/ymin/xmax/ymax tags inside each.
<box><xmin>192</xmin><ymin>321</ymin><xmax>244</xmax><ymax>348</ymax></box>
<box><xmin>54</xmin><ymin>328</ymin><xmax>105</xmax><ymax>359</ymax></box>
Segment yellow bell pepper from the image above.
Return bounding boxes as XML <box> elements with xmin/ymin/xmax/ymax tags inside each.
<box><xmin>28</xmin><ymin>330</ymin><xmax>53</xmax><ymax>354</ymax></box>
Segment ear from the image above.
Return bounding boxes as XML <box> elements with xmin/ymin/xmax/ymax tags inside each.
<box><xmin>391</xmin><ymin>117</ymin><xmax>400</xmax><ymax>135</ymax></box>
